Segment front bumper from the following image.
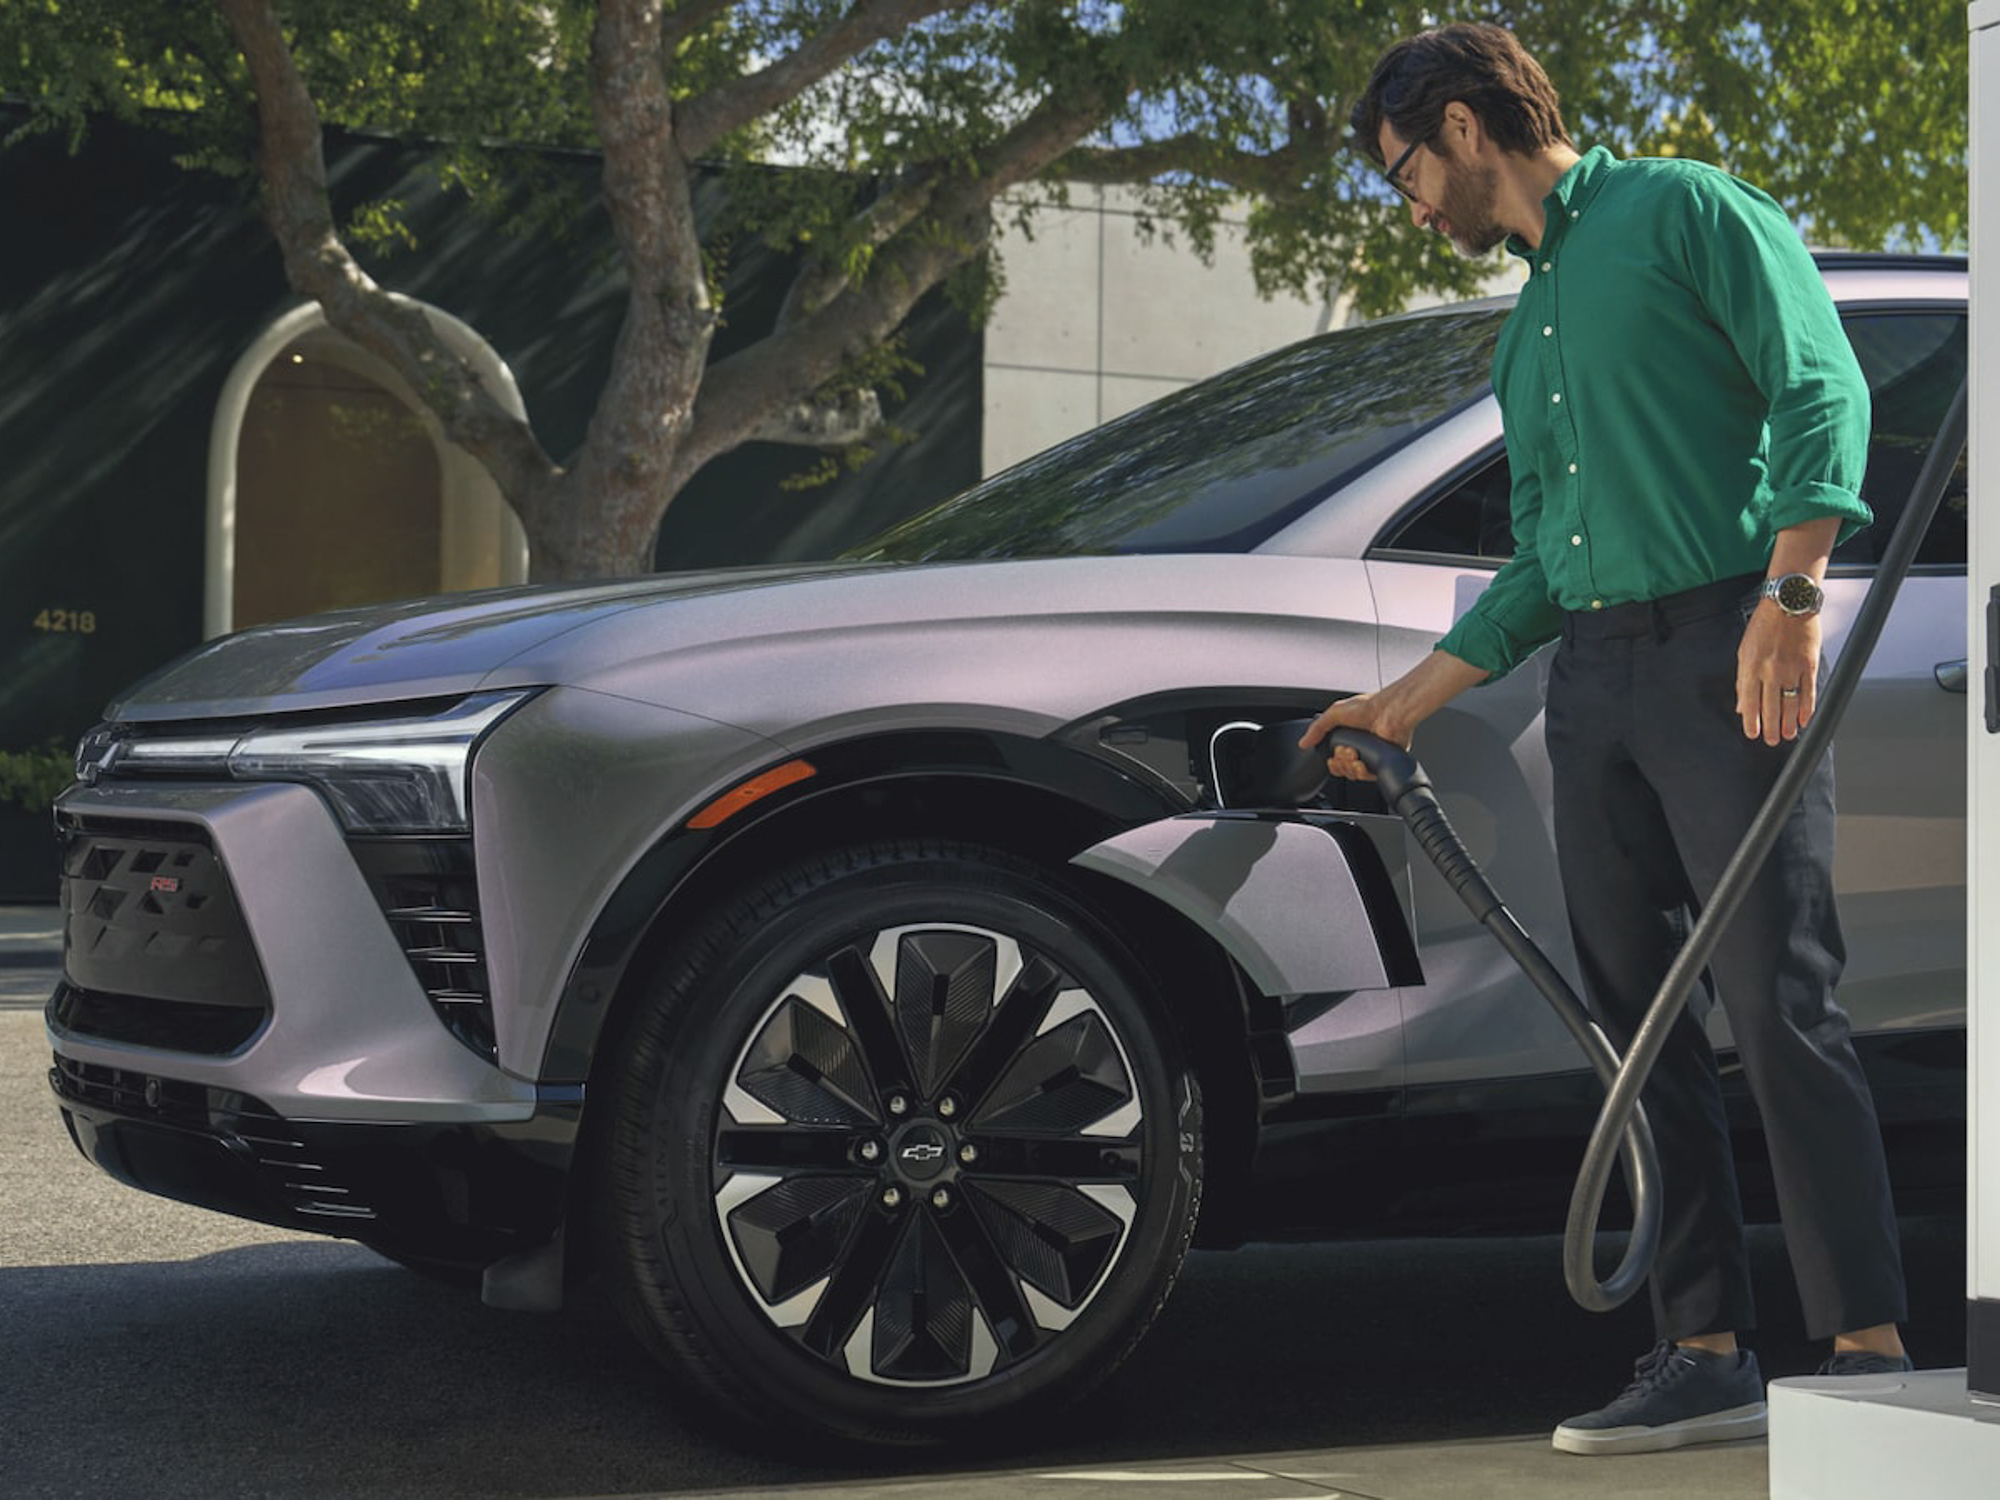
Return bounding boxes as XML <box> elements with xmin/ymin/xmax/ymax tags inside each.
<box><xmin>48</xmin><ymin>1052</ymin><xmax>581</xmax><ymax>1265</ymax></box>
<box><xmin>46</xmin><ymin>776</ymin><xmax>577</xmax><ymax>1268</ymax></box>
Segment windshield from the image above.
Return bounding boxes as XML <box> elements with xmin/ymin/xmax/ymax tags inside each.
<box><xmin>844</xmin><ymin>302</ymin><xmax>1510</xmax><ymax>562</ymax></box>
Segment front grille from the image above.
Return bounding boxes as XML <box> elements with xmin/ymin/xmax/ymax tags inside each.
<box><xmin>349</xmin><ymin>837</ymin><xmax>496</xmax><ymax>1061</ymax></box>
<box><xmin>51</xmin><ymin>1052</ymin><xmax>211</xmax><ymax>1126</ymax></box>
<box><xmin>49</xmin><ymin>1055</ymin><xmax>378</xmax><ymax>1222</ymax></box>
<box><xmin>53</xmin><ymin>814</ymin><xmax>272</xmax><ymax>1054</ymax></box>
<box><xmin>50</xmin><ymin>983</ymin><xmax>267</xmax><ymax>1054</ymax></box>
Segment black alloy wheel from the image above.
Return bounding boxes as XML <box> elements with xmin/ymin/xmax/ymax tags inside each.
<box><xmin>597</xmin><ymin>840</ymin><xmax>1203</xmax><ymax>1449</ymax></box>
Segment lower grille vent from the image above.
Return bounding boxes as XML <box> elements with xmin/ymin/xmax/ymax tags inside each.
<box><xmin>49</xmin><ymin>1056</ymin><xmax>378</xmax><ymax>1222</ymax></box>
<box><xmin>50</xmin><ymin>982</ymin><xmax>268</xmax><ymax>1055</ymax></box>
<box><xmin>349</xmin><ymin>838</ymin><xmax>495</xmax><ymax>1061</ymax></box>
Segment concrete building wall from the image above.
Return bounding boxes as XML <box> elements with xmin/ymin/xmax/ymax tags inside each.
<box><xmin>980</xmin><ymin>186</ymin><xmax>1526</xmax><ymax>476</ymax></box>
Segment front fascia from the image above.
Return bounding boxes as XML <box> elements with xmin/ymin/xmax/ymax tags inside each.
<box><xmin>50</xmin><ymin>781</ymin><xmax>536</xmax><ymax>1121</ymax></box>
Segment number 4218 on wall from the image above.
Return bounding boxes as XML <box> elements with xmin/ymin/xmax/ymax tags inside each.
<box><xmin>32</xmin><ymin>609</ymin><xmax>97</xmax><ymax>634</ymax></box>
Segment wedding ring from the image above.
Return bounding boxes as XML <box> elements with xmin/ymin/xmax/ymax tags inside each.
<box><xmin>1780</xmin><ymin>686</ymin><xmax>1801</xmax><ymax>698</ymax></box>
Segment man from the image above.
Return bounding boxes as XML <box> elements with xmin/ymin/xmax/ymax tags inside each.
<box><xmin>1307</xmin><ymin>22</ymin><xmax>1912</xmax><ymax>1457</ymax></box>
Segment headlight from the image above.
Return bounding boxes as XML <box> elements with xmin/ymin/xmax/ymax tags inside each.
<box><xmin>99</xmin><ymin>691</ymin><xmax>532</xmax><ymax>834</ymax></box>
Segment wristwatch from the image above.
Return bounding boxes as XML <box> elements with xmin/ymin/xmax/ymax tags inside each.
<box><xmin>1762</xmin><ymin>572</ymin><xmax>1825</xmax><ymax>618</ymax></box>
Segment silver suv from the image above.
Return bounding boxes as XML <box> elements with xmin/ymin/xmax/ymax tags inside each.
<box><xmin>47</xmin><ymin>254</ymin><xmax>1966</xmax><ymax>1448</ymax></box>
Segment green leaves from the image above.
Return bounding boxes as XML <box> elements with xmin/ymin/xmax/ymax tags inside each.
<box><xmin>0</xmin><ymin>2</ymin><xmax>1967</xmax><ymax>580</ymax></box>
<box><xmin>1</xmin><ymin>1</ymin><xmax>1966</xmax><ymax>315</ymax></box>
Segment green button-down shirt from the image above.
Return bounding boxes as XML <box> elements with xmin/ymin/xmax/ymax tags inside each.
<box><xmin>1435</xmin><ymin>145</ymin><xmax>1873</xmax><ymax>680</ymax></box>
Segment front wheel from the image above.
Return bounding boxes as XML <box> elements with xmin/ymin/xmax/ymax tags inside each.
<box><xmin>596</xmin><ymin>840</ymin><xmax>1203</xmax><ymax>1449</ymax></box>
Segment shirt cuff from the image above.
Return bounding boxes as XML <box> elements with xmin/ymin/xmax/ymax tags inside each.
<box><xmin>1436</xmin><ymin>610</ymin><xmax>1534</xmax><ymax>682</ymax></box>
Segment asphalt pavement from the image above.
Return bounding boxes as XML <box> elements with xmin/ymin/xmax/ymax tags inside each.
<box><xmin>2</xmin><ymin>901</ymin><xmax>1963</xmax><ymax>1499</ymax></box>
<box><xmin>0</xmin><ymin>900</ymin><xmax>60</xmax><ymax>1009</ymax></box>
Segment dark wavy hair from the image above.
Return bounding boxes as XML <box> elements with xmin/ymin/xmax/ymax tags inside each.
<box><xmin>1350</xmin><ymin>23</ymin><xmax>1572</xmax><ymax>167</ymax></box>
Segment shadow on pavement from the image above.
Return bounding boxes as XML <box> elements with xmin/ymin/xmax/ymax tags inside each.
<box><xmin>0</xmin><ymin>1216</ymin><xmax>1966</xmax><ymax>1499</ymax></box>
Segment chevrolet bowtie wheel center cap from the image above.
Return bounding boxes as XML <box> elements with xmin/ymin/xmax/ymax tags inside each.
<box><xmin>888</xmin><ymin>1121</ymin><xmax>952</xmax><ymax>1183</ymax></box>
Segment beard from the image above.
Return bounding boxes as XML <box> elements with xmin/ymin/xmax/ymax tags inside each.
<box><xmin>1433</xmin><ymin>154</ymin><xmax>1507</xmax><ymax>257</ymax></box>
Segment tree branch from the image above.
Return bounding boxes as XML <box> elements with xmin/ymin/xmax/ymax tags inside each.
<box><xmin>661</xmin><ymin>0</ymin><xmax>737</xmax><ymax>54</ymax></box>
<box><xmin>676</xmin><ymin>0</ymin><xmax>978</xmax><ymax>160</ymax></box>
<box><xmin>773</xmin><ymin>163</ymin><xmax>945</xmax><ymax>330</ymax></box>
<box><xmin>1059</xmin><ymin>103</ymin><xmax>1334</xmax><ymax>199</ymax></box>
<box><xmin>682</xmin><ymin>86</ymin><xmax>1113</xmax><ymax>478</ymax></box>
<box><xmin>747</xmin><ymin>387</ymin><xmax>884</xmax><ymax>447</ymax></box>
<box><xmin>1060</xmin><ymin>136</ymin><xmax>1321</xmax><ymax>196</ymax></box>
<box><xmin>214</xmin><ymin>0</ymin><xmax>557</xmax><ymax>518</ymax></box>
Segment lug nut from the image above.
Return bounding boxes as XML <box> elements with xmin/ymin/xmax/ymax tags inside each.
<box><xmin>937</xmin><ymin>1096</ymin><xmax>958</xmax><ymax>1119</ymax></box>
<box><xmin>958</xmin><ymin>1143</ymin><xmax>978</xmax><ymax>1164</ymax></box>
<box><xmin>887</xmin><ymin>1094</ymin><xmax>909</xmax><ymax>1117</ymax></box>
<box><xmin>882</xmin><ymin>1186</ymin><xmax>903</xmax><ymax>1209</ymax></box>
<box><xmin>930</xmin><ymin>1187</ymin><xmax>951</xmax><ymax>1210</ymax></box>
<box><xmin>859</xmin><ymin>1140</ymin><xmax>882</xmax><ymax>1163</ymax></box>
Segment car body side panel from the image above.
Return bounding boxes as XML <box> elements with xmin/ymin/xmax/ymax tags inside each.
<box><xmin>469</xmin><ymin>560</ymin><xmax>1384</xmax><ymax>1081</ymax></box>
<box><xmin>1072</xmin><ymin>813</ymin><xmax>1409</xmax><ymax>998</ymax></box>
<box><xmin>1363</xmin><ymin>557</ymin><xmax>1586</xmax><ymax>1086</ymax></box>
<box><xmin>1814</xmin><ymin>571</ymin><xmax>1967</xmax><ymax>1034</ymax></box>
<box><xmin>467</xmin><ymin>687</ymin><xmax>787</xmax><ymax>1079</ymax></box>
<box><xmin>1074</xmin><ymin>811</ymin><xmax>1416</xmax><ymax>1092</ymax></box>
<box><xmin>1358</xmin><ymin>558</ymin><xmax>1967</xmax><ymax>1093</ymax></box>
<box><xmin>480</xmin><ymin>559</ymin><xmax>1395</xmax><ymax>1078</ymax></box>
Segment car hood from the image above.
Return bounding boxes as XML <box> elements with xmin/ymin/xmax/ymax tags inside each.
<box><xmin>106</xmin><ymin>553</ymin><xmax>1375</xmax><ymax>748</ymax></box>
<box><xmin>106</xmin><ymin>564</ymin><xmax>889</xmax><ymax>722</ymax></box>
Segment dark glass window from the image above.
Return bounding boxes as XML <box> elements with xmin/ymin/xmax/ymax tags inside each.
<box><xmin>1376</xmin><ymin>453</ymin><xmax>1514</xmax><ymax>561</ymax></box>
<box><xmin>1834</xmin><ymin>313</ymin><xmax>1967</xmax><ymax>571</ymax></box>
<box><xmin>843</xmin><ymin>305</ymin><xmax>1509</xmax><ymax>562</ymax></box>
<box><xmin>1376</xmin><ymin>310</ymin><xmax>1967</xmax><ymax>572</ymax></box>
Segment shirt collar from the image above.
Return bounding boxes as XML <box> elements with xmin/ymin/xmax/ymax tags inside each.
<box><xmin>1504</xmin><ymin>144</ymin><xmax>1618</xmax><ymax>260</ymax></box>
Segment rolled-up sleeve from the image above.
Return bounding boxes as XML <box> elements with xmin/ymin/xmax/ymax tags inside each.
<box><xmin>1679</xmin><ymin>175</ymin><xmax>1873</xmax><ymax>543</ymax></box>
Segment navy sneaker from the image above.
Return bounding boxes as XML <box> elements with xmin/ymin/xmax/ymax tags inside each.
<box><xmin>1815</xmin><ymin>1350</ymin><xmax>1913</xmax><ymax>1376</ymax></box>
<box><xmin>1552</xmin><ymin>1340</ymin><xmax>1768</xmax><ymax>1456</ymax></box>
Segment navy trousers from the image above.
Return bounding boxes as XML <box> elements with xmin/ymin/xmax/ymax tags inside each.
<box><xmin>1544</xmin><ymin>576</ymin><xmax>1907</xmax><ymax>1341</ymax></box>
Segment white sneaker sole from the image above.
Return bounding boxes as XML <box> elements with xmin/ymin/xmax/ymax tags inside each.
<box><xmin>1551</xmin><ymin>1399</ymin><xmax>1769</xmax><ymax>1456</ymax></box>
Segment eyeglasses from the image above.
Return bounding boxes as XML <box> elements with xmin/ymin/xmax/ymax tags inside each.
<box><xmin>1383</xmin><ymin>133</ymin><xmax>1427</xmax><ymax>202</ymax></box>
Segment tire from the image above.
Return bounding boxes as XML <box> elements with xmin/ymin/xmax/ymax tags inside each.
<box><xmin>596</xmin><ymin>839</ymin><xmax>1203</xmax><ymax>1450</ymax></box>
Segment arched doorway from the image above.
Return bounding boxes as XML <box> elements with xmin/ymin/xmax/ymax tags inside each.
<box><xmin>207</xmin><ymin>301</ymin><xmax>530</xmax><ymax>638</ymax></box>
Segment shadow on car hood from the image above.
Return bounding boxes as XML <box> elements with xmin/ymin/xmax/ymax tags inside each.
<box><xmin>107</xmin><ymin>564</ymin><xmax>888</xmax><ymax>722</ymax></box>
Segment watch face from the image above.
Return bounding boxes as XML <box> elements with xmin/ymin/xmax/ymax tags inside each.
<box><xmin>1775</xmin><ymin>573</ymin><xmax>1822</xmax><ymax>614</ymax></box>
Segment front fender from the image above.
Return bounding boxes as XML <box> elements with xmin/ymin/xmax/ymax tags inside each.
<box><xmin>1071</xmin><ymin>811</ymin><xmax>1420</xmax><ymax>998</ymax></box>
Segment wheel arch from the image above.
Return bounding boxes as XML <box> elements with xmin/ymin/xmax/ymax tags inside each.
<box><xmin>550</xmin><ymin>729</ymin><xmax>1281</xmax><ymax>1262</ymax></box>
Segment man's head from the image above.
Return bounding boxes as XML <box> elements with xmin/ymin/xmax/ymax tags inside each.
<box><xmin>1349</xmin><ymin>23</ymin><xmax>1571</xmax><ymax>174</ymax></box>
<box><xmin>1350</xmin><ymin>24</ymin><xmax>1572</xmax><ymax>255</ymax></box>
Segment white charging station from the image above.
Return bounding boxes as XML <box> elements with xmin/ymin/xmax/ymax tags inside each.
<box><xmin>1766</xmin><ymin>6</ymin><xmax>2000</xmax><ymax>1492</ymax></box>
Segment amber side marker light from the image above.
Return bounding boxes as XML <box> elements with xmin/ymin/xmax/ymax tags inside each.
<box><xmin>686</xmin><ymin>758</ymin><xmax>818</xmax><ymax>830</ymax></box>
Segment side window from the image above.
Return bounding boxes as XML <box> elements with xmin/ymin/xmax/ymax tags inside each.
<box><xmin>1836</xmin><ymin>312</ymin><xmax>1967</xmax><ymax>571</ymax></box>
<box><xmin>1376</xmin><ymin>453</ymin><xmax>1516</xmax><ymax>563</ymax></box>
<box><xmin>1378</xmin><ymin>312</ymin><xmax>1967</xmax><ymax>572</ymax></box>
